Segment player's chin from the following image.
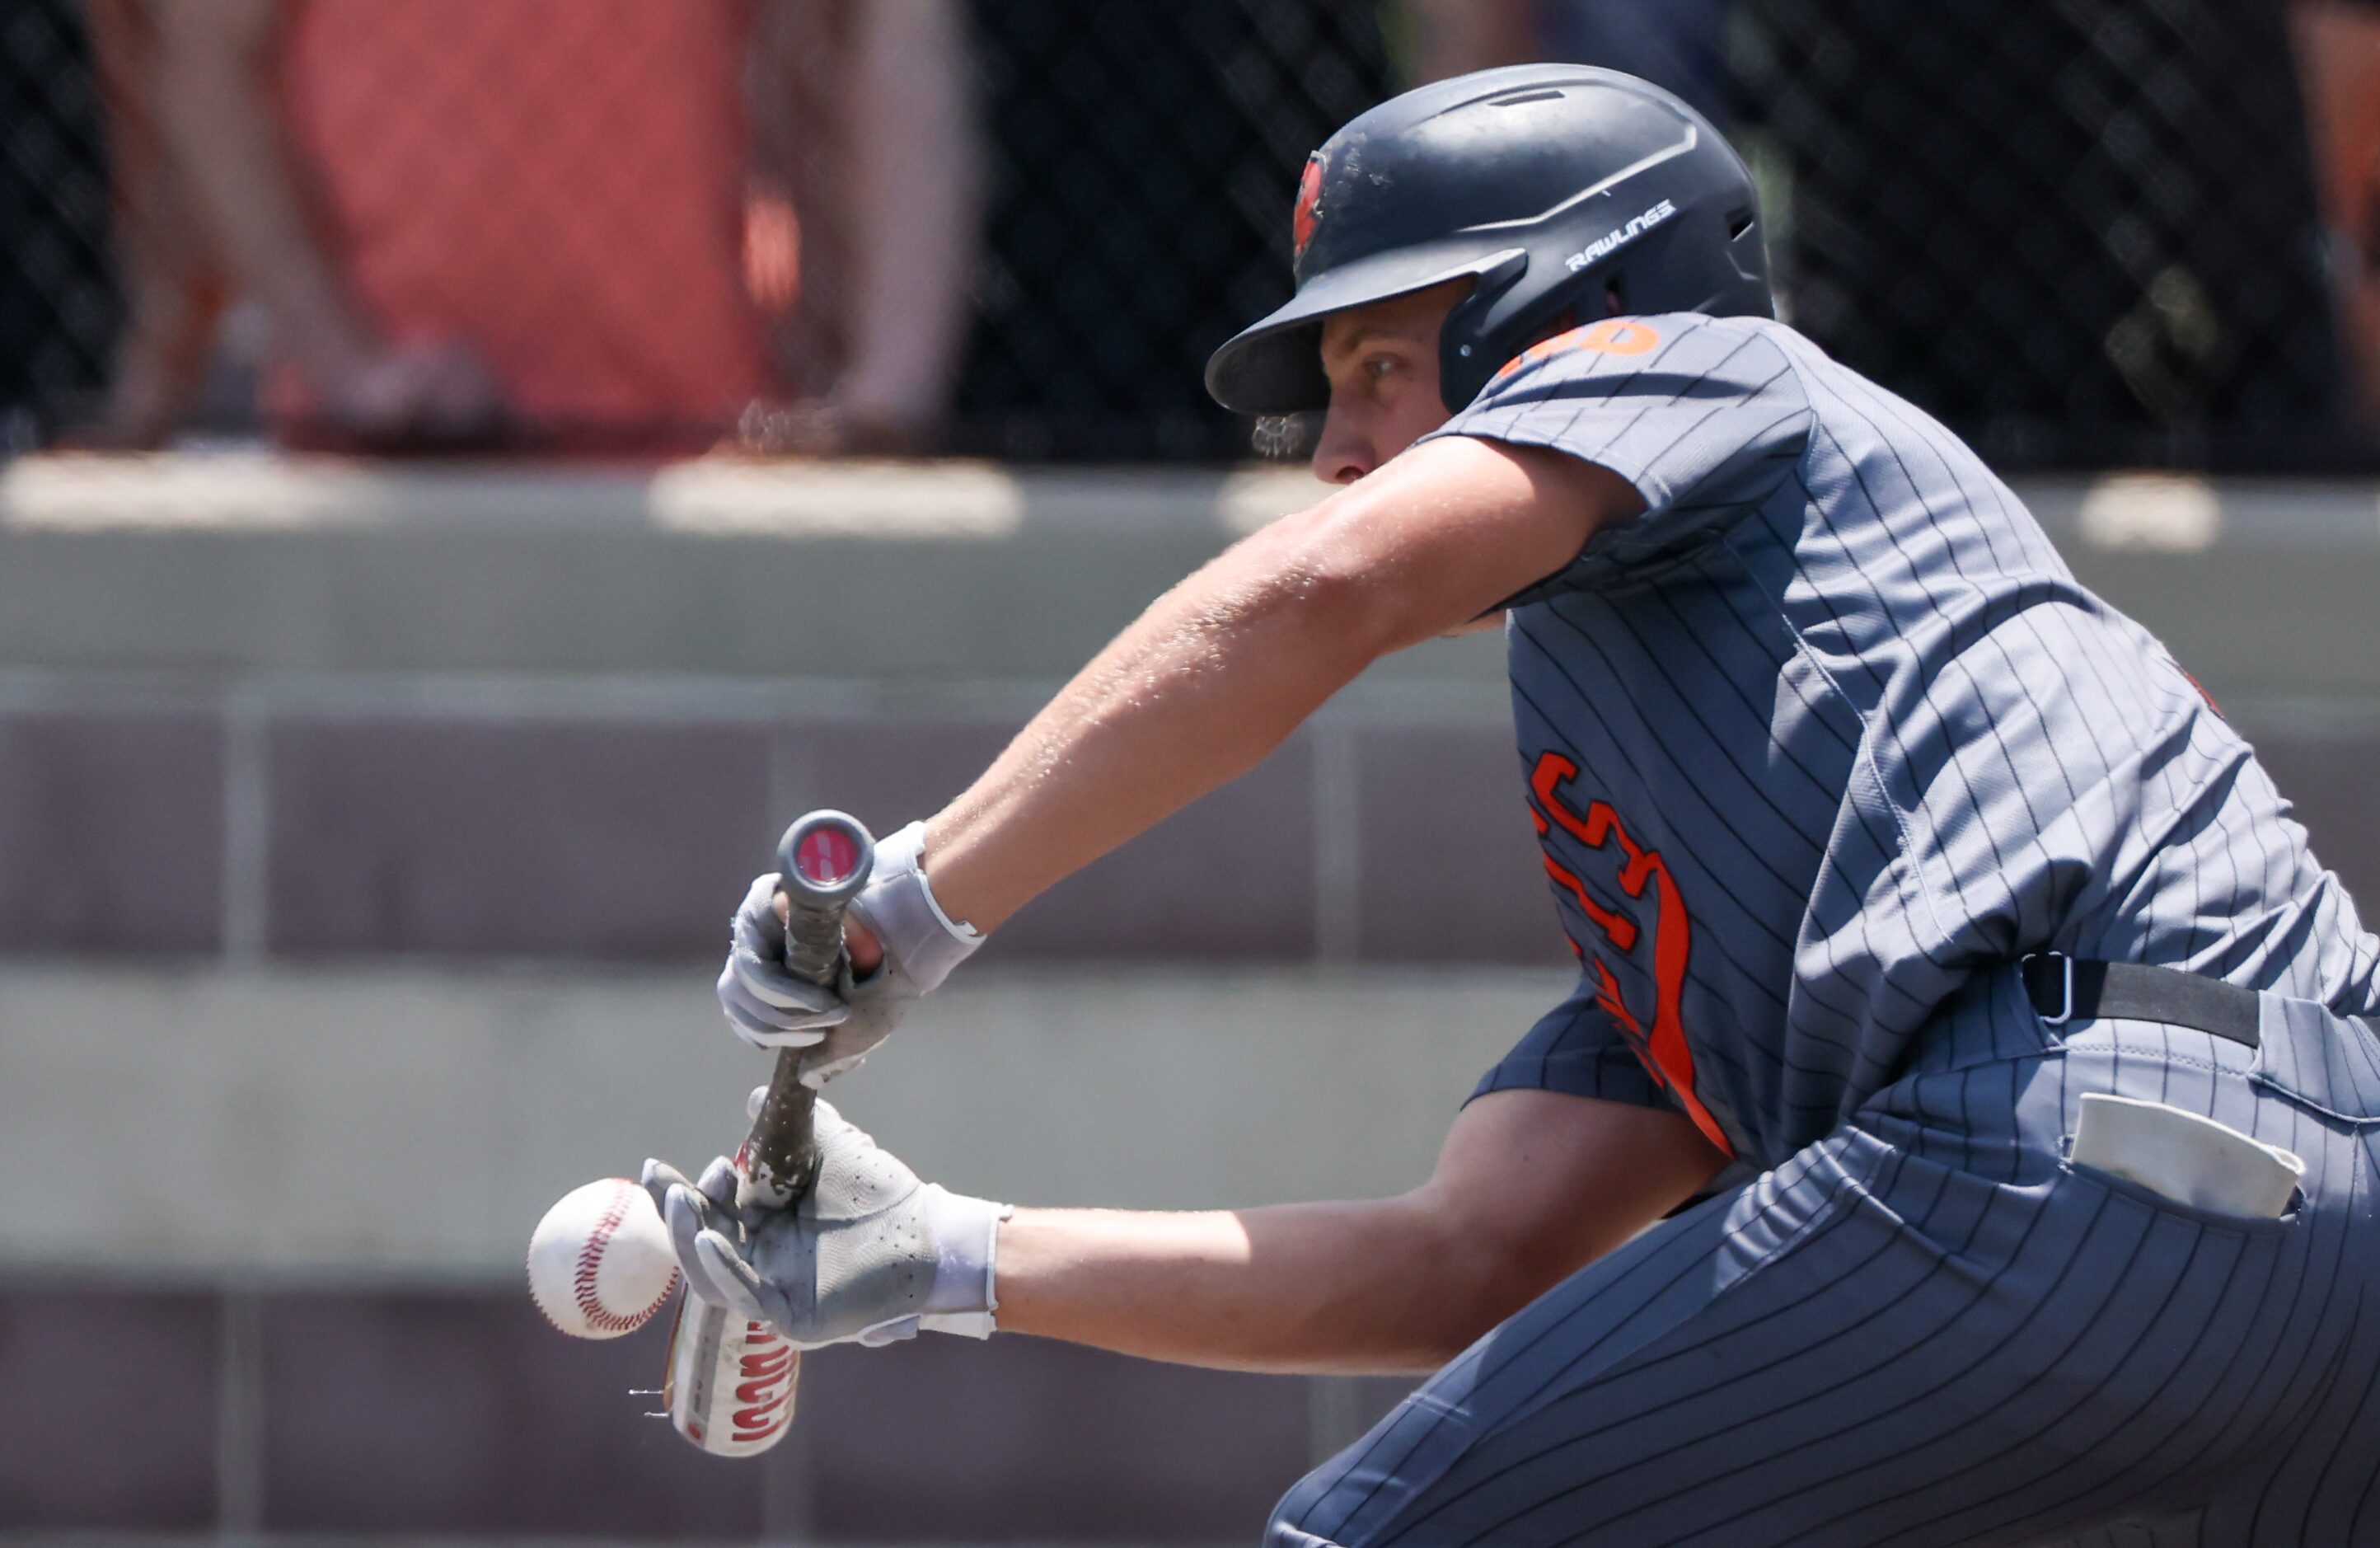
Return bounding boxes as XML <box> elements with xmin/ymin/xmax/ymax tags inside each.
<box><xmin>1440</xmin><ymin>610</ymin><xmax>1506</xmax><ymax>640</ymax></box>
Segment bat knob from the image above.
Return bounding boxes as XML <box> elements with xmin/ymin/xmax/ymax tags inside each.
<box><xmin>771</xmin><ymin>812</ymin><xmax>875</xmax><ymax>992</ymax></box>
<box><xmin>776</xmin><ymin>811</ymin><xmax>874</xmax><ymax>906</ymax></box>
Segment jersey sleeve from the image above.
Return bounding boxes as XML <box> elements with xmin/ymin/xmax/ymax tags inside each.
<box><xmin>1426</xmin><ymin>314</ymin><xmax>1812</xmax><ymax>599</ymax></box>
<box><xmin>1469</xmin><ymin>971</ymin><xmax>1678</xmax><ymax>1114</ymax></box>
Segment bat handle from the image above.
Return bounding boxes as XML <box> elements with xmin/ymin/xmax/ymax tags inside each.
<box><xmin>738</xmin><ymin>811</ymin><xmax>874</xmax><ymax>1212</ymax></box>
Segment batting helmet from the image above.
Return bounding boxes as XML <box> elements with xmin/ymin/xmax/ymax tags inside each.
<box><xmin>1205</xmin><ymin>65</ymin><xmax>1773</xmax><ymax>417</ymax></box>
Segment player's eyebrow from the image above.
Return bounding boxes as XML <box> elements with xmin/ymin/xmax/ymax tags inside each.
<box><xmin>1320</xmin><ymin>321</ymin><xmax>1411</xmax><ymax>368</ymax></box>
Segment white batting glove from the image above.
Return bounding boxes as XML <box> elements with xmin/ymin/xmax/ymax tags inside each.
<box><xmin>716</xmin><ymin>822</ymin><xmax>984</xmax><ymax>1082</ymax></box>
<box><xmin>640</xmin><ymin>1102</ymin><xmax>1008</xmax><ymax>1349</ymax></box>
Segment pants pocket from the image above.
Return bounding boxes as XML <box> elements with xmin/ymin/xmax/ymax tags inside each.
<box><xmin>2068</xmin><ymin>1091</ymin><xmax>2304</xmax><ymax>1219</ymax></box>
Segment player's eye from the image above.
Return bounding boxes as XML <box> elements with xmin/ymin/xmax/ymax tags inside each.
<box><xmin>1364</xmin><ymin>355</ymin><xmax>1398</xmax><ymax>383</ymax></box>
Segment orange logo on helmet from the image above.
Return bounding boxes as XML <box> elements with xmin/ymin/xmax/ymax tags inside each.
<box><xmin>1293</xmin><ymin>155</ymin><xmax>1324</xmax><ymax>262</ymax></box>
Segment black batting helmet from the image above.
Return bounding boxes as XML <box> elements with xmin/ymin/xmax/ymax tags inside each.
<box><xmin>1205</xmin><ymin>65</ymin><xmax>1773</xmax><ymax>417</ymax></box>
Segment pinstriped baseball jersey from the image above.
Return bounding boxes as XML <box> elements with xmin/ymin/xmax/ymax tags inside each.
<box><xmin>1425</xmin><ymin>311</ymin><xmax>2380</xmax><ymax>1170</ymax></box>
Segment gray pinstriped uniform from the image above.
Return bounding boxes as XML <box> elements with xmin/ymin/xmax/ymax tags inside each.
<box><xmin>1267</xmin><ymin>314</ymin><xmax>2380</xmax><ymax>1546</ymax></box>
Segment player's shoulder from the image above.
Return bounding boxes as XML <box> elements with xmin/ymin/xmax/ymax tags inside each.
<box><xmin>1473</xmin><ymin>311</ymin><xmax>1808</xmax><ymax>408</ymax></box>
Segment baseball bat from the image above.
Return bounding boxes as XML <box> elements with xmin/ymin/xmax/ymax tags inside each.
<box><xmin>663</xmin><ymin>810</ymin><xmax>874</xmax><ymax>1456</ymax></box>
<box><xmin>741</xmin><ymin>809</ymin><xmax>874</xmax><ymax>1208</ymax></box>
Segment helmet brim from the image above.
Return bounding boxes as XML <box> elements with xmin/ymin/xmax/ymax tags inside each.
<box><xmin>1203</xmin><ymin>246</ymin><xmax>1505</xmax><ymax>416</ymax></box>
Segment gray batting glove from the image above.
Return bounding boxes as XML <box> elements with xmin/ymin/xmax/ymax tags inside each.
<box><xmin>641</xmin><ymin>1102</ymin><xmax>1009</xmax><ymax>1350</ymax></box>
<box><xmin>717</xmin><ymin>822</ymin><xmax>984</xmax><ymax>1086</ymax></box>
<box><xmin>716</xmin><ymin>871</ymin><xmax>847</xmax><ymax>1047</ymax></box>
<box><xmin>640</xmin><ymin>1154</ymin><xmax>747</xmax><ymax>1309</ymax></box>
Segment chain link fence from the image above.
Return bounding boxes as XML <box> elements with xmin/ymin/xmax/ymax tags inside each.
<box><xmin>1739</xmin><ymin>0</ymin><xmax>2361</xmax><ymax>471</ymax></box>
<box><xmin>1</xmin><ymin>0</ymin><xmax>118</xmax><ymax>452</ymax></box>
<box><xmin>2</xmin><ymin>0</ymin><xmax>2373</xmax><ymax>467</ymax></box>
<box><xmin>953</xmin><ymin>0</ymin><xmax>1393</xmax><ymax>460</ymax></box>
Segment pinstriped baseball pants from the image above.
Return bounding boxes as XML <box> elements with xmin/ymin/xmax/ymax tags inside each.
<box><xmin>1268</xmin><ymin>969</ymin><xmax>2380</xmax><ymax>1547</ymax></box>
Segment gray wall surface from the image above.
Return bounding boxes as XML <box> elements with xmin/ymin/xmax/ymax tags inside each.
<box><xmin>0</xmin><ymin>964</ymin><xmax>1557</xmax><ymax>1274</ymax></box>
<box><xmin>0</xmin><ymin>457</ymin><xmax>2370</xmax><ymax>1544</ymax></box>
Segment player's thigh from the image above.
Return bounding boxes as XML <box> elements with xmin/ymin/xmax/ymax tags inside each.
<box><xmin>1269</xmin><ymin>1088</ymin><xmax>2350</xmax><ymax>1548</ymax></box>
<box><xmin>1268</xmin><ymin>1123</ymin><xmax>1885</xmax><ymax>1546</ymax></box>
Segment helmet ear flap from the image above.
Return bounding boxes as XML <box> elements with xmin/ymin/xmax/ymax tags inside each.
<box><xmin>1725</xmin><ymin>207</ymin><xmax>1769</xmax><ymax>291</ymax></box>
<box><xmin>1437</xmin><ymin>249</ymin><xmax>1531</xmax><ymax>412</ymax></box>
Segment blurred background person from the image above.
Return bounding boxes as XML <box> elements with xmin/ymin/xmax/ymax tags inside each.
<box><xmin>87</xmin><ymin>0</ymin><xmax>979</xmax><ymax>456</ymax></box>
<box><xmin>2292</xmin><ymin>0</ymin><xmax>2380</xmax><ymax>433</ymax></box>
<box><xmin>39</xmin><ymin>0</ymin><xmax>2376</xmax><ymax>468</ymax></box>
<box><xmin>738</xmin><ymin>0</ymin><xmax>982</xmax><ymax>456</ymax></box>
<box><xmin>81</xmin><ymin>0</ymin><xmax>225</xmax><ymax>451</ymax></box>
<box><xmin>112</xmin><ymin>0</ymin><xmax>747</xmax><ymax>453</ymax></box>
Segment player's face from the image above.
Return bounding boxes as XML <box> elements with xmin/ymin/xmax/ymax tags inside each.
<box><xmin>1310</xmin><ymin>279</ymin><xmax>1470</xmax><ymax>485</ymax></box>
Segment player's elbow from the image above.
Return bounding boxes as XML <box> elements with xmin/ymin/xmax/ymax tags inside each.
<box><xmin>1446</xmin><ymin>1245</ymin><xmax>1586</xmax><ymax>1359</ymax></box>
<box><xmin>1389</xmin><ymin>1194</ymin><xmax>1595</xmax><ymax>1366</ymax></box>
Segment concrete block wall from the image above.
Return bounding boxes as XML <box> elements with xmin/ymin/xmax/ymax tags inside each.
<box><xmin>0</xmin><ymin>457</ymin><xmax>2373</xmax><ymax>1541</ymax></box>
<box><xmin>3</xmin><ymin>965</ymin><xmax>1548</xmax><ymax>1539</ymax></box>
<box><xmin>0</xmin><ymin>1286</ymin><xmax>1427</xmax><ymax>1541</ymax></box>
<box><xmin>0</xmin><ymin>687</ymin><xmax>1562</xmax><ymax>968</ymax></box>
<box><xmin>8</xmin><ymin>694</ymin><xmax>2375</xmax><ymax>969</ymax></box>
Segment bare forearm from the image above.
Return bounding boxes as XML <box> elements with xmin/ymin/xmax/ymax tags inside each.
<box><xmin>917</xmin><ymin>440</ymin><xmax>1632</xmax><ymax>932</ymax></box>
<box><xmin>996</xmin><ymin>1199</ymin><xmax>1506</xmax><ymax>1375</ymax></box>
<box><xmin>986</xmin><ymin>1094</ymin><xmax>1727</xmax><ymax>1376</ymax></box>
<box><xmin>925</xmin><ymin>514</ymin><xmax>1393</xmax><ymax>930</ymax></box>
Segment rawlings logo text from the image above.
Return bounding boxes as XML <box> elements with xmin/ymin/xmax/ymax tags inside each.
<box><xmin>1564</xmin><ymin>198</ymin><xmax>1677</xmax><ymax>272</ymax></box>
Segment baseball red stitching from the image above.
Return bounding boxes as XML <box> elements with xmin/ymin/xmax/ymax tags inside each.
<box><xmin>568</xmin><ymin>1180</ymin><xmax>676</xmax><ymax>1335</ymax></box>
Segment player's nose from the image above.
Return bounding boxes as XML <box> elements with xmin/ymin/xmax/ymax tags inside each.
<box><xmin>1309</xmin><ymin>412</ymin><xmax>1375</xmax><ymax>486</ymax></box>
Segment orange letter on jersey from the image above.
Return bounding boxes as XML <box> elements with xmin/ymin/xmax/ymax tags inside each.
<box><xmin>1494</xmin><ymin>318</ymin><xmax>1664</xmax><ymax>381</ymax></box>
<box><xmin>1528</xmin><ymin>752</ymin><xmax>1731</xmax><ymax>1157</ymax></box>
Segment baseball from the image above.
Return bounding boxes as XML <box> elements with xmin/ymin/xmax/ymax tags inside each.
<box><xmin>527</xmin><ymin>1177</ymin><xmax>681</xmax><ymax>1339</ymax></box>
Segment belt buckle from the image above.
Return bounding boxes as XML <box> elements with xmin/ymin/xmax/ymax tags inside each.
<box><xmin>2026</xmin><ymin>951</ymin><xmax>2076</xmax><ymax>1025</ymax></box>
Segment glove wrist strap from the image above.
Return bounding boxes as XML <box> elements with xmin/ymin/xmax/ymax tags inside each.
<box><xmin>916</xmin><ymin>1188</ymin><xmax>1008</xmax><ymax>1339</ymax></box>
<box><xmin>851</xmin><ymin>820</ymin><xmax>983</xmax><ymax>994</ymax></box>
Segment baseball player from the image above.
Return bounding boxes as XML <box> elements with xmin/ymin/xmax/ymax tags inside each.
<box><xmin>649</xmin><ymin>66</ymin><xmax>2380</xmax><ymax>1545</ymax></box>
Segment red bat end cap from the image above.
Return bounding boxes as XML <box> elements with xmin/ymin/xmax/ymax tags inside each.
<box><xmin>795</xmin><ymin>825</ymin><xmax>864</xmax><ymax>888</ymax></box>
<box><xmin>777</xmin><ymin>811</ymin><xmax>874</xmax><ymax>900</ymax></box>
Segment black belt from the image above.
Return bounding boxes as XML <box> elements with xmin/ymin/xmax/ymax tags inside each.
<box><xmin>2020</xmin><ymin>953</ymin><xmax>2261</xmax><ymax>1048</ymax></box>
